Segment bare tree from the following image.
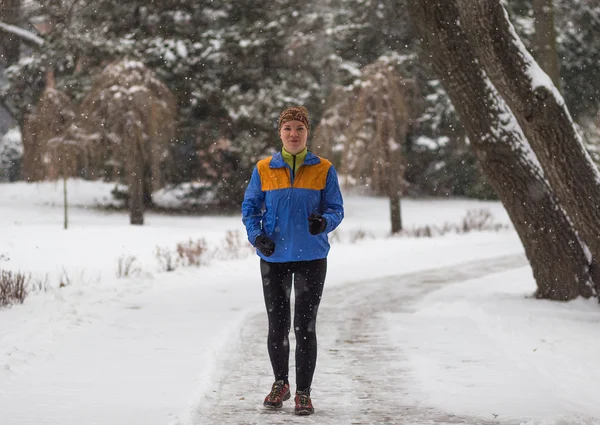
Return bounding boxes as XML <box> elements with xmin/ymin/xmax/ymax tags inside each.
<box><xmin>21</xmin><ymin>70</ymin><xmax>96</xmax><ymax>229</ymax></box>
<box><xmin>407</xmin><ymin>0</ymin><xmax>595</xmax><ymax>300</ymax></box>
<box><xmin>315</xmin><ymin>61</ymin><xmax>418</xmax><ymax>234</ymax></box>
<box><xmin>46</xmin><ymin>122</ymin><xmax>97</xmax><ymax>230</ymax></box>
<box><xmin>21</xmin><ymin>71</ymin><xmax>75</xmax><ymax>182</ymax></box>
<box><xmin>79</xmin><ymin>59</ymin><xmax>176</xmax><ymax>225</ymax></box>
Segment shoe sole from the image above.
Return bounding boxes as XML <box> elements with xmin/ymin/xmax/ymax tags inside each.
<box><xmin>294</xmin><ymin>408</ymin><xmax>314</xmax><ymax>416</ymax></box>
<box><xmin>263</xmin><ymin>403</ymin><xmax>282</xmax><ymax>409</ymax></box>
<box><xmin>263</xmin><ymin>392</ymin><xmax>290</xmax><ymax>409</ymax></box>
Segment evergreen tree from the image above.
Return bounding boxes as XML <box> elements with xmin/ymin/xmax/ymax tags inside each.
<box><xmin>3</xmin><ymin>0</ymin><xmax>597</xmax><ymax>205</ymax></box>
<box><xmin>556</xmin><ymin>0</ymin><xmax>600</xmax><ymax>120</ymax></box>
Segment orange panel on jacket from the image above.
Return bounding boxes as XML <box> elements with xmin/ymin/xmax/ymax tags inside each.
<box><xmin>257</xmin><ymin>159</ymin><xmax>290</xmax><ymax>191</ymax></box>
<box><xmin>294</xmin><ymin>161</ymin><xmax>330</xmax><ymax>190</ymax></box>
<box><xmin>257</xmin><ymin>157</ymin><xmax>331</xmax><ymax>191</ymax></box>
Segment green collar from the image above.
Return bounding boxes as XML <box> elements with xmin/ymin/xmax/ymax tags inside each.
<box><xmin>281</xmin><ymin>147</ymin><xmax>308</xmax><ymax>173</ymax></box>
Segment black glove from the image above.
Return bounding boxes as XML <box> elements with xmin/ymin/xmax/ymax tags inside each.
<box><xmin>308</xmin><ymin>213</ymin><xmax>327</xmax><ymax>235</ymax></box>
<box><xmin>254</xmin><ymin>234</ymin><xmax>276</xmax><ymax>257</ymax></box>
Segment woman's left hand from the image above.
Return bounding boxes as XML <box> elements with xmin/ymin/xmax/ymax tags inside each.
<box><xmin>308</xmin><ymin>213</ymin><xmax>327</xmax><ymax>235</ymax></box>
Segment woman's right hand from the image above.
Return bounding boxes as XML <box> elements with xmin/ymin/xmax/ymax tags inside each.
<box><xmin>255</xmin><ymin>235</ymin><xmax>276</xmax><ymax>257</ymax></box>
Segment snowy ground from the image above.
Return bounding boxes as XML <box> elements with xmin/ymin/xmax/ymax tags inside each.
<box><xmin>0</xmin><ymin>179</ymin><xmax>599</xmax><ymax>425</ymax></box>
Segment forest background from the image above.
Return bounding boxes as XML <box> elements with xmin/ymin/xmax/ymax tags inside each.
<box><xmin>2</xmin><ymin>0</ymin><xmax>598</xmax><ymax>214</ymax></box>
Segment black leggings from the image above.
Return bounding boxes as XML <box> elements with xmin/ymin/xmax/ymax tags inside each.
<box><xmin>260</xmin><ymin>258</ymin><xmax>327</xmax><ymax>392</ymax></box>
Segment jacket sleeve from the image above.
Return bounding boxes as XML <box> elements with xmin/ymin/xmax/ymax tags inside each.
<box><xmin>322</xmin><ymin>165</ymin><xmax>344</xmax><ymax>233</ymax></box>
<box><xmin>241</xmin><ymin>166</ymin><xmax>264</xmax><ymax>245</ymax></box>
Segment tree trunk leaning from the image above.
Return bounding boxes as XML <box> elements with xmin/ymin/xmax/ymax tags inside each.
<box><xmin>407</xmin><ymin>0</ymin><xmax>593</xmax><ymax>300</ymax></box>
<box><xmin>455</xmin><ymin>0</ymin><xmax>600</xmax><ymax>290</ymax></box>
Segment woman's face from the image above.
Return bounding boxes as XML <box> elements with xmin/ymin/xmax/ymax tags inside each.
<box><xmin>280</xmin><ymin>120</ymin><xmax>308</xmax><ymax>155</ymax></box>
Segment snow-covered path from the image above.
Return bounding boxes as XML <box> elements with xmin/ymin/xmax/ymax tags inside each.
<box><xmin>4</xmin><ymin>183</ymin><xmax>599</xmax><ymax>425</ymax></box>
<box><xmin>185</xmin><ymin>254</ymin><xmax>527</xmax><ymax>425</ymax></box>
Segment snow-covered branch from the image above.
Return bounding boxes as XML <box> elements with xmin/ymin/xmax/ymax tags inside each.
<box><xmin>0</xmin><ymin>21</ymin><xmax>44</xmax><ymax>47</ymax></box>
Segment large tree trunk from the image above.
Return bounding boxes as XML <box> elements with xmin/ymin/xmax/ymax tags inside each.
<box><xmin>407</xmin><ymin>0</ymin><xmax>593</xmax><ymax>300</ymax></box>
<box><xmin>532</xmin><ymin>0</ymin><xmax>561</xmax><ymax>89</ymax></box>
<box><xmin>455</xmin><ymin>0</ymin><xmax>600</xmax><ymax>290</ymax></box>
<box><xmin>0</xmin><ymin>0</ymin><xmax>21</xmax><ymax>66</ymax></box>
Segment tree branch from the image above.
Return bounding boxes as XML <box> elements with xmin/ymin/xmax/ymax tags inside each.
<box><xmin>0</xmin><ymin>21</ymin><xmax>44</xmax><ymax>47</ymax></box>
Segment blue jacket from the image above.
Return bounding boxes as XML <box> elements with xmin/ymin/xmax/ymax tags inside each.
<box><xmin>242</xmin><ymin>151</ymin><xmax>344</xmax><ymax>262</ymax></box>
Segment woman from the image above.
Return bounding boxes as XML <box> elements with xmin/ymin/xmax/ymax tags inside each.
<box><xmin>241</xmin><ymin>106</ymin><xmax>344</xmax><ymax>415</ymax></box>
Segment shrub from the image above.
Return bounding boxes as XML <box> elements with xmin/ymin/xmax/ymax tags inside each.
<box><xmin>0</xmin><ymin>270</ymin><xmax>28</xmax><ymax>306</ymax></box>
<box><xmin>156</xmin><ymin>246</ymin><xmax>178</xmax><ymax>272</ymax></box>
<box><xmin>328</xmin><ymin>228</ymin><xmax>374</xmax><ymax>244</ymax></box>
<box><xmin>116</xmin><ymin>255</ymin><xmax>141</xmax><ymax>278</ymax></box>
<box><xmin>58</xmin><ymin>267</ymin><xmax>72</xmax><ymax>288</ymax></box>
<box><xmin>30</xmin><ymin>274</ymin><xmax>50</xmax><ymax>292</ymax></box>
<box><xmin>349</xmin><ymin>229</ymin><xmax>370</xmax><ymax>243</ymax></box>
<box><xmin>460</xmin><ymin>208</ymin><xmax>502</xmax><ymax>232</ymax></box>
<box><xmin>176</xmin><ymin>238</ymin><xmax>208</xmax><ymax>267</ymax></box>
<box><xmin>401</xmin><ymin>208</ymin><xmax>508</xmax><ymax>237</ymax></box>
<box><xmin>212</xmin><ymin>230</ymin><xmax>254</xmax><ymax>260</ymax></box>
<box><xmin>223</xmin><ymin>230</ymin><xmax>246</xmax><ymax>258</ymax></box>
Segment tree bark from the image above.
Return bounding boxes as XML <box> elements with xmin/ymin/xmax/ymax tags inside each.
<box><xmin>126</xmin><ymin>122</ymin><xmax>144</xmax><ymax>225</ymax></box>
<box><xmin>407</xmin><ymin>0</ymin><xmax>593</xmax><ymax>300</ymax></box>
<box><xmin>389</xmin><ymin>193</ymin><xmax>401</xmax><ymax>234</ymax></box>
<box><xmin>383</xmin><ymin>122</ymin><xmax>403</xmax><ymax>234</ymax></box>
<box><xmin>388</xmin><ymin>151</ymin><xmax>403</xmax><ymax>234</ymax></box>
<box><xmin>455</xmin><ymin>0</ymin><xmax>600</xmax><ymax>286</ymax></box>
<box><xmin>532</xmin><ymin>0</ymin><xmax>561</xmax><ymax>89</ymax></box>
<box><xmin>63</xmin><ymin>176</ymin><xmax>68</xmax><ymax>230</ymax></box>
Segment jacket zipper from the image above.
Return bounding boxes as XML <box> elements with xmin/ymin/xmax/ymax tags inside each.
<box><xmin>291</xmin><ymin>155</ymin><xmax>296</xmax><ymax>186</ymax></box>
